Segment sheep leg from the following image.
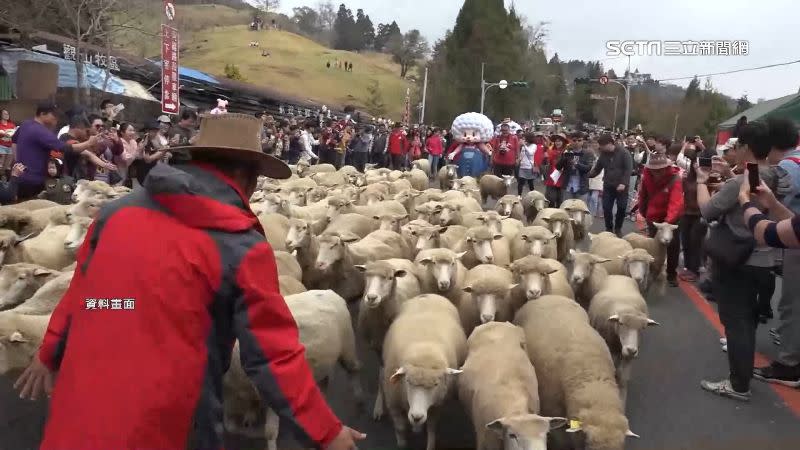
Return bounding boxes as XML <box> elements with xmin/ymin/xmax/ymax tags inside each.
<box><xmin>264</xmin><ymin>408</ymin><xmax>279</xmax><ymax>450</ymax></box>
<box><xmin>388</xmin><ymin>404</ymin><xmax>409</xmax><ymax>448</ymax></box>
<box><xmin>339</xmin><ymin>327</ymin><xmax>365</xmax><ymax>409</ymax></box>
<box><xmin>373</xmin><ymin>365</ymin><xmax>385</xmax><ymax>420</ymax></box>
<box><xmin>425</xmin><ymin>410</ymin><xmax>439</xmax><ymax>450</ymax></box>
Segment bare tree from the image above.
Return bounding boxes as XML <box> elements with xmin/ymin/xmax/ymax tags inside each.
<box><xmin>316</xmin><ymin>1</ymin><xmax>336</xmax><ymax>31</ymax></box>
<box><xmin>255</xmin><ymin>0</ymin><xmax>280</xmax><ymax>15</ymax></box>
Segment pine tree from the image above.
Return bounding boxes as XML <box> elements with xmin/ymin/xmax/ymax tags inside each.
<box><xmin>375</xmin><ymin>21</ymin><xmax>401</xmax><ymax>52</ymax></box>
<box><xmin>354</xmin><ymin>9</ymin><xmax>375</xmax><ymax>51</ymax></box>
<box><xmin>333</xmin><ymin>3</ymin><xmax>356</xmax><ymax>50</ymax></box>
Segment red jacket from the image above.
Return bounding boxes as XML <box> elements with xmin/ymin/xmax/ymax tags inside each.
<box><xmin>544</xmin><ymin>147</ymin><xmax>565</xmax><ymax>188</ymax></box>
<box><xmin>426</xmin><ymin>135</ymin><xmax>444</xmax><ymax>156</ymax></box>
<box><xmin>387</xmin><ymin>130</ymin><xmax>408</xmax><ymax>155</ymax></box>
<box><xmin>490</xmin><ymin>134</ymin><xmax>520</xmax><ymax>166</ymax></box>
<box><xmin>638</xmin><ymin>166</ymin><xmax>684</xmax><ymax>224</ymax></box>
<box><xmin>38</xmin><ymin>163</ymin><xmax>341</xmax><ymax>450</ymax></box>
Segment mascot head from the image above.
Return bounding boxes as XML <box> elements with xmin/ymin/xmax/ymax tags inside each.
<box><xmin>451</xmin><ymin>112</ymin><xmax>494</xmax><ymax>145</ymax></box>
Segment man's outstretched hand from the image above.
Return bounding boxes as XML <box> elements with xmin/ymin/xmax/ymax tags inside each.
<box><xmin>14</xmin><ymin>356</ymin><xmax>54</xmax><ymax>401</ymax></box>
<box><xmin>326</xmin><ymin>426</ymin><xmax>366</xmax><ymax>450</ymax></box>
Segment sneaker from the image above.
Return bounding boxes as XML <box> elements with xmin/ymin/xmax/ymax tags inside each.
<box><xmin>720</xmin><ymin>337</ymin><xmax>727</xmax><ymax>353</ymax></box>
<box><xmin>667</xmin><ymin>277</ymin><xmax>679</xmax><ymax>287</ymax></box>
<box><xmin>678</xmin><ymin>269</ymin><xmax>698</xmax><ymax>282</ymax></box>
<box><xmin>753</xmin><ymin>363</ymin><xmax>800</xmax><ymax>388</ymax></box>
<box><xmin>614</xmin><ymin>229</ymin><xmax>623</xmax><ymax>237</ymax></box>
<box><xmin>770</xmin><ymin>328</ymin><xmax>781</xmax><ymax>345</ymax></box>
<box><xmin>700</xmin><ymin>379</ymin><xmax>751</xmax><ymax>402</ymax></box>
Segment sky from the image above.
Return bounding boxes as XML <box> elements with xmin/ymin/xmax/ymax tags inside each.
<box><xmin>272</xmin><ymin>0</ymin><xmax>800</xmax><ymax>102</ymax></box>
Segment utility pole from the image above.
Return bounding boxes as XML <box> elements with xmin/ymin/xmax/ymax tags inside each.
<box><xmin>420</xmin><ymin>67</ymin><xmax>429</xmax><ymax>124</ymax></box>
<box><xmin>624</xmin><ymin>56</ymin><xmax>632</xmax><ymax>131</ymax></box>
<box><xmin>672</xmin><ymin>113</ymin><xmax>680</xmax><ymax>140</ymax></box>
<box><xmin>480</xmin><ymin>62</ymin><xmax>486</xmax><ymax>114</ymax></box>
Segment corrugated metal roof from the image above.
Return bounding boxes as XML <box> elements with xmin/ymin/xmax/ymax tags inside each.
<box><xmin>152</xmin><ymin>61</ymin><xmax>220</xmax><ymax>85</ymax></box>
<box><xmin>718</xmin><ymin>93</ymin><xmax>800</xmax><ymax>128</ymax></box>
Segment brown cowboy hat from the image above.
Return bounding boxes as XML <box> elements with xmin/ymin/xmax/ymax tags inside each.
<box><xmin>645</xmin><ymin>151</ymin><xmax>672</xmax><ymax>170</ymax></box>
<box><xmin>171</xmin><ymin>113</ymin><xmax>291</xmax><ymax>179</ymax></box>
<box><xmin>551</xmin><ymin>132</ymin><xmax>570</xmax><ymax>144</ymax></box>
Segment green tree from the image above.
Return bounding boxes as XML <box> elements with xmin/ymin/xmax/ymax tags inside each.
<box><xmin>388</xmin><ymin>29</ymin><xmax>429</xmax><ymax>78</ymax></box>
<box><xmin>292</xmin><ymin>6</ymin><xmax>321</xmax><ymax>35</ymax></box>
<box><xmin>365</xmin><ymin>79</ymin><xmax>387</xmax><ymax>116</ymax></box>
<box><xmin>375</xmin><ymin>21</ymin><xmax>401</xmax><ymax>52</ymax></box>
<box><xmin>684</xmin><ymin>76</ymin><xmax>701</xmax><ymax>101</ymax></box>
<box><xmin>735</xmin><ymin>94</ymin><xmax>753</xmax><ymax>114</ymax></box>
<box><xmin>353</xmin><ymin>9</ymin><xmax>375</xmax><ymax>51</ymax></box>
<box><xmin>332</xmin><ymin>3</ymin><xmax>356</xmax><ymax>50</ymax></box>
<box><xmin>224</xmin><ymin>63</ymin><xmax>245</xmax><ymax>81</ymax></box>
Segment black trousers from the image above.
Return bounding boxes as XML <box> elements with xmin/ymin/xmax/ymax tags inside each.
<box><xmin>680</xmin><ymin>214</ymin><xmax>707</xmax><ymax>274</ymax></box>
<box><xmin>602</xmin><ymin>184</ymin><xmax>628</xmax><ymax>232</ymax></box>
<box><xmin>544</xmin><ymin>186</ymin><xmax>563</xmax><ymax>209</ymax></box>
<box><xmin>351</xmin><ymin>152</ymin><xmax>368</xmax><ymax>173</ymax></box>
<box><xmin>390</xmin><ymin>154</ymin><xmax>405</xmax><ymax>171</ymax></box>
<box><xmin>517</xmin><ymin>178</ymin><xmax>535</xmax><ymax>196</ymax></box>
<box><xmin>713</xmin><ymin>264</ymin><xmax>775</xmax><ymax>392</ymax></box>
<box><xmin>647</xmin><ymin>222</ymin><xmax>680</xmax><ymax>281</ymax></box>
<box><xmin>493</xmin><ymin>164</ymin><xmax>515</xmax><ymax>177</ymax></box>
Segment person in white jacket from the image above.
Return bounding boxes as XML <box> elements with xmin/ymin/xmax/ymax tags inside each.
<box><xmin>587</xmin><ymin>139</ymin><xmax>604</xmax><ymax>217</ymax></box>
<box><xmin>299</xmin><ymin>126</ymin><xmax>319</xmax><ymax>162</ymax></box>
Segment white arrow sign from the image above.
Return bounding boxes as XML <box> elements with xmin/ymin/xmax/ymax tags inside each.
<box><xmin>164</xmin><ymin>102</ymin><xmax>177</xmax><ymax>111</ymax></box>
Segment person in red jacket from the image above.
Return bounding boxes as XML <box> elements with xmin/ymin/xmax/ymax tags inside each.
<box><xmin>426</xmin><ymin>128</ymin><xmax>444</xmax><ymax>178</ymax></box>
<box><xmin>543</xmin><ymin>133</ymin><xmax>570</xmax><ymax>207</ymax></box>
<box><xmin>14</xmin><ymin>114</ymin><xmax>364</xmax><ymax>450</ymax></box>
<box><xmin>637</xmin><ymin>150</ymin><xmax>684</xmax><ymax>286</ymax></box>
<box><xmin>490</xmin><ymin>122</ymin><xmax>520</xmax><ymax>176</ymax></box>
<box><xmin>387</xmin><ymin>122</ymin><xmax>408</xmax><ymax>170</ymax></box>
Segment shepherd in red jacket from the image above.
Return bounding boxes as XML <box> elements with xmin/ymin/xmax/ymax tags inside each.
<box><xmin>387</xmin><ymin>122</ymin><xmax>408</xmax><ymax>170</ymax></box>
<box><xmin>637</xmin><ymin>150</ymin><xmax>683</xmax><ymax>286</ymax></box>
<box><xmin>14</xmin><ymin>114</ymin><xmax>364</xmax><ymax>450</ymax></box>
<box><xmin>490</xmin><ymin>122</ymin><xmax>520</xmax><ymax>176</ymax></box>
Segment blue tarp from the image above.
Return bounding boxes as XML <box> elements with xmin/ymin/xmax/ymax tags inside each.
<box><xmin>152</xmin><ymin>61</ymin><xmax>219</xmax><ymax>85</ymax></box>
<box><xmin>0</xmin><ymin>49</ymin><xmax>126</xmax><ymax>95</ymax></box>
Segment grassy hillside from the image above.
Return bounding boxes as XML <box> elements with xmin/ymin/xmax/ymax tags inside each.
<box><xmin>117</xmin><ymin>3</ymin><xmax>410</xmax><ymax>118</ymax></box>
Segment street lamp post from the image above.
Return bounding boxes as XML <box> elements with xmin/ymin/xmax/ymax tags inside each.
<box><xmin>481</xmin><ymin>79</ymin><xmax>508</xmax><ymax>114</ymax></box>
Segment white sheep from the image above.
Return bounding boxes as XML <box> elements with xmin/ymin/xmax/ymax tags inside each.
<box><xmin>400</xmin><ymin>219</ymin><xmax>435</xmax><ymax>251</ymax></box>
<box><xmin>375</xmin><ymin>213</ymin><xmax>410</xmax><ymax>233</ymax></box>
<box><xmin>0</xmin><ymin>263</ymin><xmax>60</xmax><ymax>310</ymax></box>
<box><xmin>354</xmin><ymin>258</ymin><xmax>422</xmax><ymax>419</ymax></box>
<box><xmin>453</xmin><ymin>176</ymin><xmax>479</xmax><ymax>191</ymax></box>
<box><xmin>401</xmin><ymin>168</ymin><xmax>430</xmax><ymax>192</ymax></box>
<box><xmin>623</xmin><ymin>222</ymin><xmax>678</xmax><ymax>278</ymax></box>
<box><xmin>522</xmin><ymin>191</ymin><xmax>548</xmax><ymax>225</ymax></box>
<box><xmin>0</xmin><ymin>311</ymin><xmax>51</xmax><ymax>376</ymax></box>
<box><xmin>261</xmin><ymin>193</ymin><xmax>328</xmax><ymax>222</ymax></box>
<box><xmin>382</xmin><ymin>294</ymin><xmax>467</xmax><ymax>450</ymax></box>
<box><xmin>494</xmin><ymin>195</ymin><xmax>525</xmax><ymax>222</ymax></box>
<box><xmin>510</xmin><ymin>225</ymin><xmax>558</xmax><ymax>261</ymax></box>
<box><xmin>274</xmin><ymin>250</ymin><xmax>302</xmax><ymax>281</ymax></box>
<box><xmin>532</xmin><ymin>208</ymin><xmax>575</xmax><ymax>262</ymax></box>
<box><xmin>7</xmin><ymin>270</ymin><xmax>74</xmax><ymax>315</ymax></box>
<box><xmin>13</xmin><ymin>199</ymin><xmax>59</xmax><ymax>211</ymax></box>
<box><xmin>0</xmin><ymin>229</ymin><xmax>26</xmax><ymax>263</ymax></box>
<box><xmin>278</xmin><ymin>275</ymin><xmax>307</xmax><ymax>296</ymax></box>
<box><xmin>438</xmin><ymin>197</ymin><xmax>484</xmax><ymax>226</ymax></box>
<box><xmin>415</xmin><ymin>248</ymin><xmax>469</xmax><ymax>306</ymax></box>
<box><xmin>414</xmin><ymin>201</ymin><xmax>444</xmax><ymax>223</ymax></box>
<box><xmin>296</xmin><ymin>161</ymin><xmax>336</xmax><ymax>177</ymax></box>
<box><xmin>478</xmin><ymin>175</ymin><xmax>516</xmax><ymax>205</ymax></box>
<box><xmin>589</xmin><ymin>275</ymin><xmax>660</xmax><ymax>407</ymax></box>
<box><xmin>410</xmin><ymin>224</ymin><xmax>468</xmax><ymax>255</ymax></box>
<box><xmin>6</xmin><ymin>225</ymin><xmax>75</xmax><ymax>271</ymax></box>
<box><xmin>223</xmin><ymin>290</ymin><xmax>363</xmax><ymax>447</ymax></box>
<box><xmin>463</xmin><ymin>211</ymin><xmax>523</xmax><ymax>242</ymax></box>
<box><xmin>456</xmin><ymin>226</ymin><xmax>511</xmax><ymax>269</ymax></box>
<box><xmin>284</xmin><ymin>218</ymin><xmax>325</xmax><ymax>288</ymax></box>
<box><xmin>385</xmin><ymin>177</ymin><xmax>414</xmax><ymax>195</ymax></box>
<box><xmin>458</xmin><ymin>321</ymin><xmax>568</xmax><ymax>450</ymax></box>
<box><xmin>258</xmin><ymin>213</ymin><xmax>290</xmax><ymax>252</ymax></box>
<box><xmin>513</xmin><ymin>295</ymin><xmax>639</xmax><ymax>450</ymax></box>
<box><xmin>0</xmin><ymin>207</ymin><xmax>33</xmax><ymax>234</ymax></box>
<box><xmin>310</xmin><ymin>171</ymin><xmax>349</xmax><ymax>187</ymax></box>
<box><xmin>393</xmin><ymin>189</ymin><xmax>424</xmax><ymax>213</ymax></box>
<box><xmin>568</xmin><ymin>250</ymin><xmax>611</xmax><ymax>309</ymax></box>
<box><xmin>560</xmin><ymin>198</ymin><xmax>593</xmax><ymax>241</ymax></box>
<box><xmin>509</xmin><ymin>256</ymin><xmax>574</xmax><ymax>302</ymax></box>
<box><xmin>438</xmin><ymin>164</ymin><xmax>460</xmax><ymax>190</ymax></box>
<box><xmin>326</xmin><ymin>195</ymin><xmax>407</xmax><ymax>222</ymax></box>
<box><xmin>460</xmin><ymin>264</ymin><xmax>519</xmax><ymax>335</ymax></box>
<box><xmin>589</xmin><ymin>233</ymin><xmax>654</xmax><ymax>292</ymax></box>
<box><xmin>412</xmin><ymin>158</ymin><xmax>432</xmax><ymax>177</ymax></box>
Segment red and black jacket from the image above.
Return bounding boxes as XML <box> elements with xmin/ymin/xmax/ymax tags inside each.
<box><xmin>37</xmin><ymin>162</ymin><xmax>342</xmax><ymax>450</ymax></box>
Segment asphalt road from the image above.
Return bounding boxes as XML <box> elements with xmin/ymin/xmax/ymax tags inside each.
<box><xmin>2</xmin><ymin>205</ymin><xmax>800</xmax><ymax>450</ymax></box>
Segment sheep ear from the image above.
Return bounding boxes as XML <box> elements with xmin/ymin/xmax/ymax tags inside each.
<box><xmin>305</xmin><ymin>187</ymin><xmax>315</xmax><ymax>192</ymax></box>
<box><xmin>593</xmin><ymin>255</ymin><xmax>612</xmax><ymax>264</ymax></box>
<box><xmin>493</xmin><ymin>234</ymin><xmax>504</xmax><ymax>241</ymax></box>
<box><xmin>670</xmin><ymin>224</ymin><xmax>679</xmax><ymax>230</ymax></box>
<box><xmin>485</xmin><ymin>419</ymin><xmax>506</xmax><ymax>433</ymax></box>
<box><xmin>339</xmin><ymin>232</ymin><xmax>361</xmax><ymax>243</ymax></box>
<box><xmin>446</xmin><ymin>367</ymin><xmax>463</xmax><ymax>375</ymax></box>
<box><xmin>626</xmin><ymin>430</ymin><xmax>640</xmax><ymax>438</ymax></box>
<box><xmin>394</xmin><ymin>269</ymin><xmax>408</xmax><ymax>278</ymax></box>
<box><xmin>15</xmin><ymin>232</ymin><xmax>36</xmax><ymax>244</ymax></box>
<box><xmin>354</xmin><ymin>265</ymin><xmax>367</xmax><ymax>273</ymax></box>
<box><xmin>437</xmin><ymin>226</ymin><xmax>449</xmax><ymax>234</ymax></box>
<box><xmin>462</xmin><ymin>285</ymin><xmax>474</xmax><ymax>293</ymax></box>
<box><xmin>389</xmin><ymin>367</ymin><xmax>406</xmax><ymax>384</ymax></box>
<box><xmin>647</xmin><ymin>319</ymin><xmax>661</xmax><ymax>327</ymax></box>
<box><xmin>8</xmin><ymin>331</ymin><xmax>27</xmax><ymax>343</ymax></box>
<box><xmin>608</xmin><ymin>314</ymin><xmax>621</xmax><ymax>323</ymax></box>
<box><xmin>508</xmin><ymin>283</ymin><xmax>519</xmax><ymax>290</ymax></box>
<box><xmin>418</xmin><ymin>257</ymin><xmax>433</xmax><ymax>265</ymax></box>
<box><xmin>33</xmin><ymin>268</ymin><xmax>53</xmax><ymax>277</ymax></box>
<box><xmin>455</xmin><ymin>251</ymin><xmax>467</xmax><ymax>260</ymax></box>
<box><xmin>546</xmin><ymin>268</ymin><xmax>559</xmax><ymax>275</ymax></box>
<box><xmin>372</xmin><ymin>215</ymin><xmax>382</xmax><ymax>221</ymax></box>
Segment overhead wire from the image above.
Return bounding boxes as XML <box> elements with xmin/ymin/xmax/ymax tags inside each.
<box><xmin>655</xmin><ymin>59</ymin><xmax>800</xmax><ymax>82</ymax></box>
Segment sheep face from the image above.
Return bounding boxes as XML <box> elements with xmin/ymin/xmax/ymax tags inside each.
<box><xmin>466</xmin><ymin>231</ymin><xmax>503</xmax><ymax>264</ymax></box>
<box><xmin>621</xmin><ymin>250</ymin><xmax>655</xmax><ymax>290</ymax></box>
<box><xmin>71</xmin><ymin>179</ymin><xmax>90</xmax><ymax>203</ymax></box>
<box><xmin>261</xmin><ymin>194</ymin><xmax>285</xmax><ymax>214</ymax></box>
<box><xmin>539</xmin><ymin>217</ymin><xmax>566</xmax><ymax>238</ymax></box>
<box><xmin>69</xmin><ymin>197</ymin><xmax>109</xmax><ymax>220</ymax></box>
<box><xmin>390</xmin><ymin>365</ymin><xmax>462</xmax><ymax>432</ymax></box>
<box><xmin>653</xmin><ymin>222</ymin><xmax>679</xmax><ymax>245</ymax></box>
<box><xmin>355</xmin><ymin>263</ymin><xmax>407</xmax><ymax>308</ymax></box>
<box><xmin>285</xmin><ymin>220</ymin><xmax>309</xmax><ymax>252</ymax></box>
<box><xmin>438</xmin><ymin>204</ymin><xmax>462</xmax><ymax>226</ymax></box>
<box><xmin>519</xmin><ymin>228</ymin><xmax>556</xmax><ymax>258</ymax></box>
<box><xmin>514</xmin><ymin>268</ymin><xmax>556</xmax><ymax>301</ymax></box>
<box><xmin>486</xmin><ymin>415</ymin><xmax>569</xmax><ymax>450</ymax></box>
<box><xmin>417</xmin><ymin>252</ymin><xmax>466</xmax><ymax>291</ymax></box>
<box><xmin>463</xmin><ymin>283</ymin><xmax>517</xmax><ymax>323</ymax></box>
<box><xmin>325</xmin><ymin>198</ymin><xmax>352</xmax><ymax>222</ymax></box>
<box><xmin>412</xmin><ymin>226</ymin><xmax>446</xmax><ymax>253</ymax></box>
<box><xmin>0</xmin><ymin>265</ymin><xmax>55</xmax><ymax>310</ymax></box>
<box><xmin>502</xmin><ymin>175</ymin><xmax>516</xmax><ymax>188</ymax></box>
<box><xmin>533</xmin><ymin>197</ymin><xmax>547</xmax><ymax>212</ymax></box>
<box><xmin>64</xmin><ymin>215</ymin><xmax>92</xmax><ymax>251</ymax></box>
<box><xmin>476</xmin><ymin>212</ymin><xmax>503</xmax><ymax>236</ymax></box>
<box><xmin>307</xmin><ymin>188</ymin><xmax>327</xmax><ymax>204</ymax></box>
<box><xmin>314</xmin><ymin>233</ymin><xmax>359</xmax><ymax>271</ymax></box>
<box><xmin>0</xmin><ymin>325</ymin><xmax>40</xmax><ymax>375</ymax></box>
<box><xmin>0</xmin><ymin>233</ymin><xmax>19</xmax><ymax>264</ymax></box>
<box><xmin>349</xmin><ymin>173</ymin><xmax>367</xmax><ymax>187</ymax></box>
<box><xmin>414</xmin><ymin>202</ymin><xmax>443</xmax><ymax>223</ymax></box>
<box><xmin>496</xmin><ymin>196</ymin><xmax>521</xmax><ymax>217</ymax></box>
<box><xmin>444</xmin><ymin>165</ymin><xmax>458</xmax><ymax>180</ymax></box>
<box><xmin>364</xmin><ymin>192</ymin><xmax>386</xmax><ymax>205</ymax></box>
<box><xmin>281</xmin><ymin>187</ymin><xmax>308</xmax><ymax>206</ymax></box>
<box><xmin>376</xmin><ymin>214</ymin><xmax>407</xmax><ymax>233</ymax></box>
<box><xmin>569</xmin><ymin>251</ymin><xmax>610</xmax><ymax>287</ymax></box>
<box><xmin>609</xmin><ymin>313</ymin><xmax>660</xmax><ymax>359</ymax></box>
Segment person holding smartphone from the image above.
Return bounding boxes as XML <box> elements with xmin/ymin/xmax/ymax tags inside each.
<box><xmin>695</xmin><ymin>122</ymin><xmax>792</xmax><ymax>402</ymax></box>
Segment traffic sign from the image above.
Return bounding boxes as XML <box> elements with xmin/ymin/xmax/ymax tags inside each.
<box><xmin>164</xmin><ymin>1</ymin><xmax>176</xmax><ymax>22</ymax></box>
<box><xmin>161</xmin><ymin>24</ymin><xmax>180</xmax><ymax>114</ymax></box>
<box><xmin>599</xmin><ymin>75</ymin><xmax>609</xmax><ymax>85</ymax></box>
<box><xmin>498</xmin><ymin>80</ymin><xmax>508</xmax><ymax>89</ymax></box>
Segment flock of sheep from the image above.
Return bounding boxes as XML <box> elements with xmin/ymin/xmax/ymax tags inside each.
<box><xmin>0</xmin><ymin>157</ymin><xmax>680</xmax><ymax>450</ymax></box>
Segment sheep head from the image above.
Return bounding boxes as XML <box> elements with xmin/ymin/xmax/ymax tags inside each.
<box><xmin>609</xmin><ymin>313</ymin><xmax>660</xmax><ymax>359</ymax></box>
<box><xmin>0</xmin><ymin>264</ymin><xmax>57</xmax><ymax>310</ymax></box>
<box><xmin>438</xmin><ymin>202</ymin><xmax>464</xmax><ymax>226</ymax></box>
<box><xmin>496</xmin><ymin>195</ymin><xmax>522</xmax><ymax>218</ymax></box>
<box><xmin>261</xmin><ymin>193</ymin><xmax>288</xmax><ymax>215</ymax></box>
<box><xmin>509</xmin><ymin>256</ymin><xmax>558</xmax><ymax>301</ymax></box>
<box><xmin>325</xmin><ymin>196</ymin><xmax>353</xmax><ymax>222</ymax></box>
<box><xmin>416</xmin><ymin>249</ymin><xmax>466</xmax><ymax>291</ymax></box>
<box><xmin>389</xmin><ymin>364</ymin><xmax>462</xmax><ymax>432</ymax></box>
<box><xmin>653</xmin><ymin>222</ymin><xmax>679</xmax><ymax>245</ymax></box>
<box><xmin>561</xmin><ymin>199</ymin><xmax>591</xmax><ymax>228</ymax></box>
<box><xmin>64</xmin><ymin>214</ymin><xmax>93</xmax><ymax>251</ymax></box>
<box><xmin>620</xmin><ymin>249</ymin><xmax>655</xmax><ymax>291</ymax></box>
<box><xmin>462</xmin><ymin>268</ymin><xmax>517</xmax><ymax>323</ymax></box>
<box><xmin>355</xmin><ymin>261</ymin><xmax>408</xmax><ymax>308</ymax></box>
<box><xmin>486</xmin><ymin>415</ymin><xmax>569</xmax><ymax>450</ymax></box>
<box><xmin>375</xmin><ymin>213</ymin><xmax>408</xmax><ymax>233</ymax></box>
<box><xmin>306</xmin><ymin>187</ymin><xmax>327</xmax><ymax>204</ymax></box>
<box><xmin>314</xmin><ymin>232</ymin><xmax>360</xmax><ymax>271</ymax></box>
<box><xmin>466</xmin><ymin>227</ymin><xmax>503</xmax><ymax>264</ymax></box>
<box><xmin>0</xmin><ymin>318</ymin><xmax>47</xmax><ymax>376</ymax></box>
<box><xmin>518</xmin><ymin>226</ymin><xmax>556</xmax><ymax>258</ymax></box>
<box><xmin>0</xmin><ymin>208</ymin><xmax>32</xmax><ymax>234</ymax></box>
<box><xmin>501</xmin><ymin>175</ymin><xmax>516</xmax><ymax>188</ymax></box>
<box><xmin>411</xmin><ymin>225</ymin><xmax>449</xmax><ymax>253</ymax></box>
<box><xmin>569</xmin><ymin>250</ymin><xmax>610</xmax><ymax>287</ymax></box>
<box><xmin>285</xmin><ymin>219</ymin><xmax>311</xmax><ymax>251</ymax></box>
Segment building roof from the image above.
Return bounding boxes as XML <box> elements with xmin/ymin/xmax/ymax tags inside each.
<box><xmin>719</xmin><ymin>93</ymin><xmax>800</xmax><ymax>129</ymax></box>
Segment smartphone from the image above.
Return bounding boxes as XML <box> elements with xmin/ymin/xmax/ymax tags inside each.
<box><xmin>746</xmin><ymin>162</ymin><xmax>760</xmax><ymax>193</ymax></box>
<box><xmin>698</xmin><ymin>157</ymin><xmax>712</xmax><ymax>168</ymax></box>
<box><xmin>112</xmin><ymin>103</ymin><xmax>125</xmax><ymax>115</ymax></box>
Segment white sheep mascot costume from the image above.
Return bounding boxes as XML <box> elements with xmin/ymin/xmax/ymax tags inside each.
<box><xmin>210</xmin><ymin>99</ymin><xmax>228</xmax><ymax>115</ymax></box>
<box><xmin>448</xmin><ymin>112</ymin><xmax>494</xmax><ymax>177</ymax></box>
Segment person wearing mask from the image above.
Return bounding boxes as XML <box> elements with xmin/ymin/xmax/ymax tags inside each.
<box><xmin>37</xmin><ymin>158</ymin><xmax>75</xmax><ymax>204</ymax></box>
<box><xmin>696</xmin><ymin>121</ymin><xmax>792</xmax><ymax>401</ymax></box>
<box><xmin>490</xmin><ymin>123</ymin><xmax>520</xmax><ymax>177</ymax></box>
<box><xmin>750</xmin><ymin>117</ymin><xmax>800</xmax><ymax>387</ymax></box>
<box><xmin>14</xmin><ymin>114</ymin><xmax>365</xmax><ymax>450</ymax></box>
<box><xmin>11</xmin><ymin>102</ymin><xmax>103</xmax><ymax>199</ymax></box>
<box><xmin>562</xmin><ymin>132</ymin><xmax>595</xmax><ymax>201</ymax></box>
<box><xmin>0</xmin><ymin>163</ymin><xmax>25</xmax><ymax>204</ymax></box>
<box><xmin>349</xmin><ymin>126</ymin><xmax>373</xmax><ymax>172</ymax></box>
<box><xmin>516</xmin><ymin>132</ymin><xmax>539</xmax><ymax>196</ymax></box>
<box><xmin>0</xmin><ymin>108</ymin><xmax>16</xmax><ymax>176</ymax></box>
<box><xmin>637</xmin><ymin>150</ymin><xmax>683</xmax><ymax>287</ymax></box>
<box><xmin>542</xmin><ymin>133</ymin><xmax>569</xmax><ymax>206</ymax></box>
<box><xmin>387</xmin><ymin>123</ymin><xmax>408</xmax><ymax>171</ymax></box>
<box><xmin>588</xmin><ymin>133</ymin><xmax>633</xmax><ymax>236</ymax></box>
<box><xmin>426</xmin><ymin>128</ymin><xmax>444</xmax><ymax>179</ymax></box>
